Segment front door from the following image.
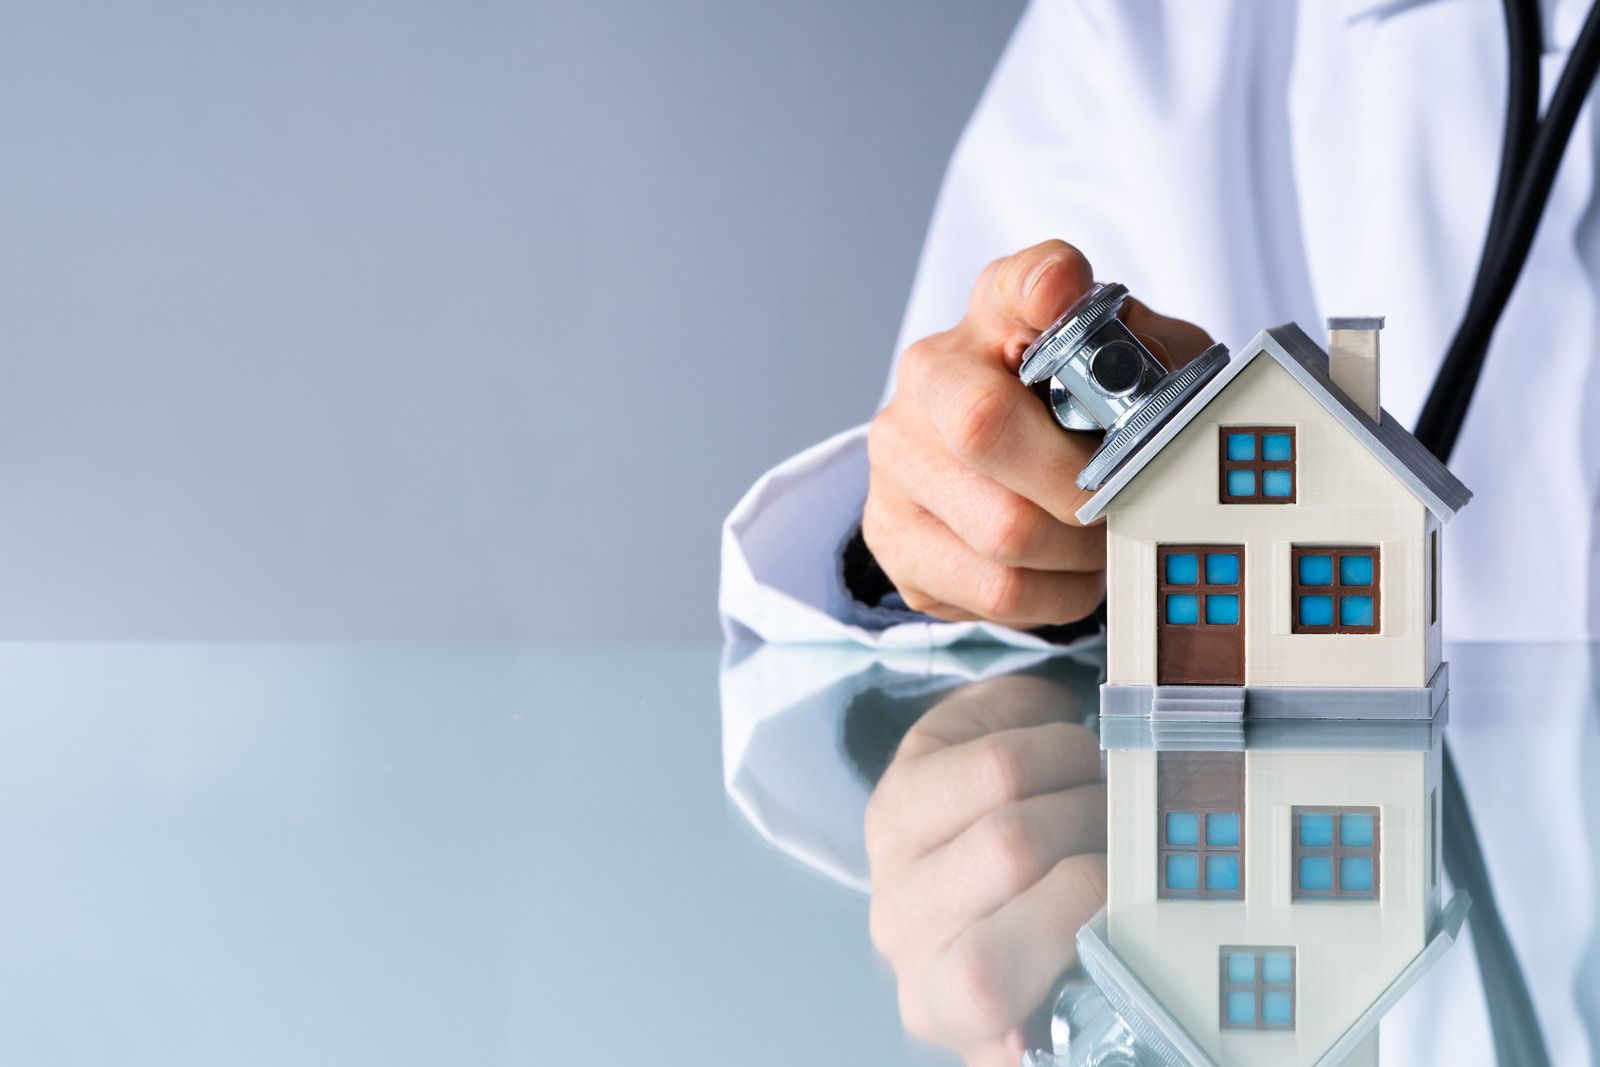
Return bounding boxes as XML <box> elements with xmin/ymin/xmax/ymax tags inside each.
<box><xmin>1156</xmin><ymin>545</ymin><xmax>1245</xmax><ymax>685</ymax></box>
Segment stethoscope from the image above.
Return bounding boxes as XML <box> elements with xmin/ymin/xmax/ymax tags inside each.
<box><xmin>1016</xmin><ymin>2</ymin><xmax>1600</xmax><ymax>1063</ymax></box>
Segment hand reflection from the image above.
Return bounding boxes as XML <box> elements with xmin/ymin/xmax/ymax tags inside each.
<box><xmin>864</xmin><ymin>672</ymin><xmax>1106</xmax><ymax>1067</ymax></box>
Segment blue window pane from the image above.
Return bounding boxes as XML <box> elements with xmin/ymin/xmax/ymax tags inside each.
<box><xmin>1299</xmin><ymin>856</ymin><xmax>1334</xmax><ymax>891</ymax></box>
<box><xmin>1298</xmin><ymin>553</ymin><xmax>1333</xmax><ymax>585</ymax></box>
<box><xmin>1299</xmin><ymin>813</ymin><xmax>1334</xmax><ymax>846</ymax></box>
<box><xmin>1226</xmin><ymin>953</ymin><xmax>1256</xmax><ymax>982</ymax></box>
<box><xmin>1166</xmin><ymin>594</ymin><xmax>1199</xmax><ymax>625</ymax></box>
<box><xmin>1261</xmin><ymin>953</ymin><xmax>1293</xmax><ymax>984</ymax></box>
<box><xmin>1226</xmin><ymin>433</ymin><xmax>1256</xmax><ymax>461</ymax></box>
<box><xmin>1207</xmin><ymin>812</ymin><xmax>1239</xmax><ymax>846</ymax></box>
<box><xmin>1340</xmin><ymin>553</ymin><xmax>1374</xmax><ymax>586</ymax></box>
<box><xmin>1206</xmin><ymin>855</ymin><xmax>1240</xmax><ymax>891</ymax></box>
<box><xmin>1298</xmin><ymin>595</ymin><xmax>1334</xmax><ymax>626</ymax></box>
<box><xmin>1165</xmin><ymin>552</ymin><xmax>1198</xmax><ymax>585</ymax></box>
<box><xmin>1166</xmin><ymin>811</ymin><xmax>1199</xmax><ymax>846</ymax></box>
<box><xmin>1263</xmin><ymin>469</ymin><xmax>1293</xmax><ymax>497</ymax></box>
<box><xmin>1262</xmin><ymin>433</ymin><xmax>1292</xmax><ymax>461</ymax></box>
<box><xmin>1340</xmin><ymin>595</ymin><xmax>1375</xmax><ymax>627</ymax></box>
<box><xmin>1341</xmin><ymin>856</ymin><xmax>1375</xmax><ymax>893</ymax></box>
<box><xmin>1165</xmin><ymin>854</ymin><xmax>1199</xmax><ymax>890</ymax></box>
<box><xmin>1226</xmin><ymin>469</ymin><xmax>1256</xmax><ymax>497</ymax></box>
<box><xmin>1340</xmin><ymin>813</ymin><xmax>1375</xmax><ymax>847</ymax></box>
<box><xmin>1205</xmin><ymin>552</ymin><xmax>1239</xmax><ymax>585</ymax></box>
<box><xmin>1227</xmin><ymin>991</ymin><xmax>1256</xmax><ymax>1024</ymax></box>
<box><xmin>1262</xmin><ymin>991</ymin><xmax>1293</xmax><ymax>1025</ymax></box>
<box><xmin>1206</xmin><ymin>594</ymin><xmax>1240</xmax><ymax>625</ymax></box>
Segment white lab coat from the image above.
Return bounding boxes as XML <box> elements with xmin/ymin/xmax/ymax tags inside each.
<box><xmin>720</xmin><ymin>0</ymin><xmax>1600</xmax><ymax>648</ymax></box>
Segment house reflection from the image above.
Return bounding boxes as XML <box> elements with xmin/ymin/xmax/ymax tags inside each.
<box><xmin>1074</xmin><ymin>711</ymin><xmax>1466</xmax><ymax>1067</ymax></box>
<box><xmin>720</xmin><ymin>645</ymin><xmax>1465</xmax><ymax>1066</ymax></box>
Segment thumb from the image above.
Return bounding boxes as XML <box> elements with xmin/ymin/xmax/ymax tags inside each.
<box><xmin>965</xmin><ymin>240</ymin><xmax>1095</xmax><ymax>367</ymax></box>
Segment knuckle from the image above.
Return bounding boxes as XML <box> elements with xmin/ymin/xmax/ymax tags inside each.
<box><xmin>977</xmin><ymin>565</ymin><xmax>1027</xmax><ymax>620</ymax></box>
<box><xmin>896</xmin><ymin>337</ymin><xmax>938</xmax><ymax>387</ymax></box>
<box><xmin>861</xmin><ymin>492</ymin><xmax>887</xmax><ymax>548</ymax></box>
<box><xmin>860</xmin><ymin>496</ymin><xmax>902</xmax><ymax>578</ymax></box>
<box><xmin>897</xmin><ymin>982</ymin><xmax>935</xmax><ymax>1042</ymax></box>
<box><xmin>865</xmin><ymin>411</ymin><xmax>893</xmax><ymax>467</ymax></box>
<box><xmin>972</xmin><ymin>735</ymin><xmax>1029</xmax><ymax>806</ymax></box>
<box><xmin>948</xmin><ymin>939</ymin><xmax>1019</xmax><ymax>1026</ymax></box>
<box><xmin>862</xmin><ymin>787</ymin><xmax>892</xmax><ymax>862</ymax></box>
<box><xmin>979</xmin><ymin>807</ymin><xmax>1042</xmax><ymax>895</ymax></box>
<box><xmin>982</xmin><ymin>499</ymin><xmax>1041</xmax><ymax>565</ymax></box>
<box><xmin>974</xmin><ymin>256</ymin><xmax>1006</xmax><ymax>296</ymax></box>
<box><xmin>868</xmin><ymin>896</ymin><xmax>897</xmax><ymax>958</ymax></box>
<box><xmin>950</xmin><ymin>384</ymin><xmax>1016</xmax><ymax>465</ymax></box>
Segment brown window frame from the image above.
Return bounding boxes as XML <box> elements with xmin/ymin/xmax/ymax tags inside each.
<box><xmin>1219</xmin><ymin>946</ymin><xmax>1296</xmax><ymax>1031</ymax></box>
<box><xmin>1291</xmin><ymin>805</ymin><xmax>1380</xmax><ymax>901</ymax></box>
<box><xmin>1156</xmin><ymin>545</ymin><xmax>1245</xmax><ymax>631</ymax></box>
<box><xmin>1291</xmin><ymin>545</ymin><xmax>1381</xmax><ymax>635</ymax></box>
<box><xmin>1219</xmin><ymin>426</ymin><xmax>1296</xmax><ymax>504</ymax></box>
<box><xmin>1157</xmin><ymin>752</ymin><xmax>1244</xmax><ymax>901</ymax></box>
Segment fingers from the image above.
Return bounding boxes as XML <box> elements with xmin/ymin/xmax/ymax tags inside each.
<box><xmin>865</xmin><ymin>494</ymin><xmax>1104</xmax><ymax>628</ymax></box>
<box><xmin>915</xmin><ymin>853</ymin><xmax>1108</xmax><ymax>1047</ymax></box>
<box><xmin>966</xmin><ymin>240</ymin><xmax>1096</xmax><ymax>345</ymax></box>
<box><xmin>1121</xmin><ymin>295</ymin><xmax>1214</xmax><ymax>370</ymax></box>
<box><xmin>869</xmin><ymin>411</ymin><xmax>1105</xmax><ymax>572</ymax></box>
<box><xmin>866</xmin><ymin>720</ymin><xmax>1102</xmax><ymax>874</ymax></box>
<box><xmin>907</xmin><ymin>344</ymin><xmax>1100</xmax><ymax>526</ymax></box>
<box><xmin>900</xmin><ymin>674</ymin><xmax>1095</xmax><ymax>752</ymax></box>
<box><xmin>870</xmin><ymin>784</ymin><xmax>1107</xmax><ymax>964</ymax></box>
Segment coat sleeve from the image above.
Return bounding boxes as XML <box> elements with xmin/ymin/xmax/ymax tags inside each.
<box><xmin>718</xmin><ymin>0</ymin><xmax>1125</xmax><ymax>648</ymax></box>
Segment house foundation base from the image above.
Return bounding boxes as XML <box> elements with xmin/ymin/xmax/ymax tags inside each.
<box><xmin>1099</xmin><ymin>661</ymin><xmax>1449</xmax><ymax>721</ymax></box>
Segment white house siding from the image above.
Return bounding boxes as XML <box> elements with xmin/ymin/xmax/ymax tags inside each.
<box><xmin>1106</xmin><ymin>747</ymin><xmax>1430</xmax><ymax>1067</ymax></box>
<box><xmin>1103</xmin><ymin>357</ymin><xmax>1430</xmax><ymax>689</ymax></box>
<box><xmin>1425</xmin><ymin>509</ymin><xmax>1443</xmax><ymax>686</ymax></box>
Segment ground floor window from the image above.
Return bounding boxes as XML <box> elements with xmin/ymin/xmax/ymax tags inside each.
<box><xmin>1292</xmin><ymin>545</ymin><xmax>1380</xmax><ymax>634</ymax></box>
<box><xmin>1292</xmin><ymin>806</ymin><xmax>1380</xmax><ymax>900</ymax></box>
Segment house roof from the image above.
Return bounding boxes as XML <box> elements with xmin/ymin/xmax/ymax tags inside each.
<box><xmin>1075</xmin><ymin>323</ymin><xmax>1474</xmax><ymax>524</ymax></box>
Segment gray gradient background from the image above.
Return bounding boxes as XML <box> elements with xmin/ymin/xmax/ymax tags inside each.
<box><xmin>0</xmin><ymin>1</ymin><xmax>1025</xmax><ymax>638</ymax></box>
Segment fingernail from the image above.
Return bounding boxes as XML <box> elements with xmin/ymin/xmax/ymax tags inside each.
<box><xmin>1022</xmin><ymin>258</ymin><xmax>1060</xmax><ymax>303</ymax></box>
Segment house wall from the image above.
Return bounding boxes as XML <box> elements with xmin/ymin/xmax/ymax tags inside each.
<box><xmin>1104</xmin><ymin>357</ymin><xmax>1431</xmax><ymax>688</ymax></box>
<box><xmin>1105</xmin><ymin>746</ymin><xmax>1429</xmax><ymax>1067</ymax></box>
<box><xmin>1425</xmin><ymin>510</ymin><xmax>1443</xmax><ymax>686</ymax></box>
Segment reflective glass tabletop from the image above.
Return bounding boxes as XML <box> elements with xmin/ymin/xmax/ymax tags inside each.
<box><xmin>0</xmin><ymin>642</ymin><xmax>1591</xmax><ymax>1066</ymax></box>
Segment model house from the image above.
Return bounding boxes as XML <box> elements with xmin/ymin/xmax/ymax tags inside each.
<box><xmin>1065</xmin><ymin>319</ymin><xmax>1471</xmax><ymax>1065</ymax></box>
<box><xmin>1081</xmin><ymin>319</ymin><xmax>1471</xmax><ymax>720</ymax></box>
<box><xmin>1080</xmin><ymin>715</ymin><xmax>1466</xmax><ymax>1067</ymax></box>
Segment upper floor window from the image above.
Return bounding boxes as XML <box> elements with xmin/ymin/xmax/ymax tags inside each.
<box><xmin>1158</xmin><ymin>752</ymin><xmax>1244</xmax><ymax>900</ymax></box>
<box><xmin>1219</xmin><ymin>947</ymin><xmax>1296</xmax><ymax>1030</ymax></box>
<box><xmin>1219</xmin><ymin>427</ymin><xmax>1295</xmax><ymax>503</ymax></box>
<box><xmin>1292</xmin><ymin>806</ymin><xmax>1380</xmax><ymax>900</ymax></box>
<box><xmin>1292</xmin><ymin>546</ymin><xmax>1380</xmax><ymax>634</ymax></box>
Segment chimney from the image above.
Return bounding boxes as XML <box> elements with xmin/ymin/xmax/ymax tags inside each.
<box><xmin>1326</xmin><ymin>316</ymin><xmax>1384</xmax><ymax>421</ymax></box>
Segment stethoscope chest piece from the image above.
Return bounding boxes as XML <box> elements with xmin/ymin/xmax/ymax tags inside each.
<box><xmin>1018</xmin><ymin>282</ymin><xmax>1229</xmax><ymax>491</ymax></box>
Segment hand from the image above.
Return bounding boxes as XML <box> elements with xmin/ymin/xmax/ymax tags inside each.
<box><xmin>863</xmin><ymin>240</ymin><xmax>1213</xmax><ymax>626</ymax></box>
<box><xmin>863</xmin><ymin>672</ymin><xmax>1107</xmax><ymax>1067</ymax></box>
